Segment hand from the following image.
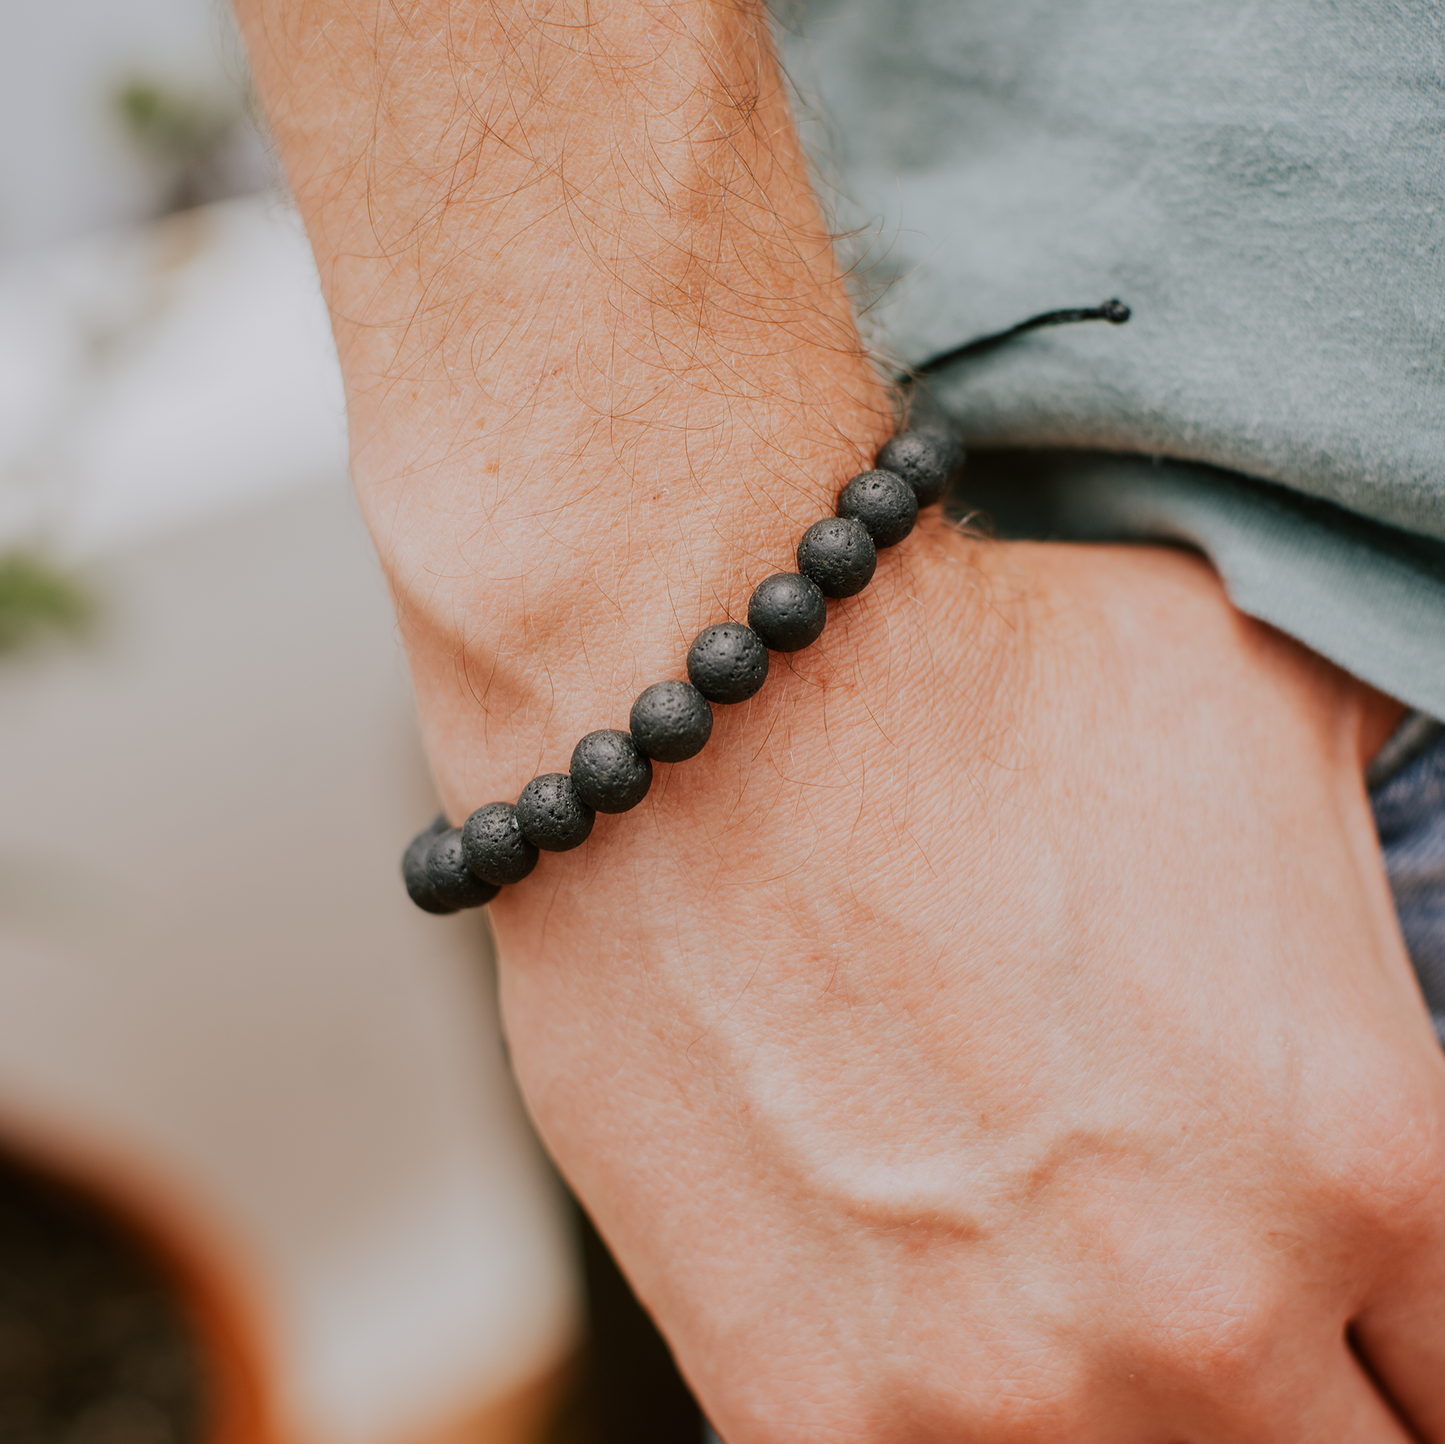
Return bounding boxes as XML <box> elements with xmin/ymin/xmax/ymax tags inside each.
<box><xmin>234</xmin><ymin>0</ymin><xmax>1445</xmax><ymax>1435</ymax></box>
<box><xmin>490</xmin><ymin>528</ymin><xmax>1445</xmax><ymax>1442</ymax></box>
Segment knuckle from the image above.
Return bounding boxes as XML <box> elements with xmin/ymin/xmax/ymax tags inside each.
<box><xmin>1127</xmin><ymin>1255</ymin><xmax>1281</xmax><ymax>1391</ymax></box>
<box><xmin>1332</xmin><ymin>1090</ymin><xmax>1445</xmax><ymax>1240</ymax></box>
<box><xmin>972</xmin><ymin>1369</ymin><xmax>1090</xmax><ymax>1436</ymax></box>
<box><xmin>947</xmin><ymin>1333</ymin><xmax>1105</xmax><ymax>1439</ymax></box>
<box><xmin>1159</xmin><ymin>1305</ymin><xmax>1274</xmax><ymax>1388</ymax></box>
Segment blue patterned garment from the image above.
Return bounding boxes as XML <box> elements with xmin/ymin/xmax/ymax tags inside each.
<box><xmin>1370</xmin><ymin>714</ymin><xmax>1445</xmax><ymax>1045</ymax></box>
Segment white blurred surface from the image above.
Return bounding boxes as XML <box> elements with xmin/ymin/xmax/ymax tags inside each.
<box><xmin>0</xmin><ymin>0</ymin><xmax>265</xmax><ymax>254</ymax></box>
<box><xmin>0</xmin><ymin>198</ymin><xmax>346</xmax><ymax>557</ymax></box>
<box><xmin>0</xmin><ymin>197</ymin><xmax>578</xmax><ymax>1443</ymax></box>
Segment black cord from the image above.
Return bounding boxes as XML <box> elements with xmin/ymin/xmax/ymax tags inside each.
<box><xmin>900</xmin><ymin>299</ymin><xmax>1131</xmax><ymax>384</ymax></box>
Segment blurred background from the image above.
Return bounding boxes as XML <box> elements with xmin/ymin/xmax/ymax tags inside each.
<box><xmin>0</xmin><ymin>3</ymin><xmax>702</xmax><ymax>1442</ymax></box>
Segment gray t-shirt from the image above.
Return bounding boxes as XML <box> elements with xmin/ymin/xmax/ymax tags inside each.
<box><xmin>782</xmin><ymin>0</ymin><xmax>1445</xmax><ymax>714</ymax></box>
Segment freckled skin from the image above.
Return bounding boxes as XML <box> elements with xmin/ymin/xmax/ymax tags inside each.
<box><xmin>237</xmin><ymin>2</ymin><xmax>1445</xmax><ymax>1438</ymax></box>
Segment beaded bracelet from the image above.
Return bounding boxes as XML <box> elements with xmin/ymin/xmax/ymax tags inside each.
<box><xmin>400</xmin><ymin>425</ymin><xmax>963</xmax><ymax>915</ymax></box>
<box><xmin>400</xmin><ymin>296</ymin><xmax>1133</xmax><ymax>913</ymax></box>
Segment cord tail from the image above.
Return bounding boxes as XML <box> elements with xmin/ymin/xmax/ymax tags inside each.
<box><xmin>902</xmin><ymin>299</ymin><xmax>1131</xmax><ymax>383</ymax></box>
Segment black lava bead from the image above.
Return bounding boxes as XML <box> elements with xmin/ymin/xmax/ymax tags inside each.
<box><xmin>462</xmin><ymin>801</ymin><xmax>540</xmax><ymax>885</ymax></box>
<box><xmin>403</xmin><ymin>814</ymin><xmax>453</xmax><ymax>913</ymax></box>
<box><xmin>630</xmin><ymin>680</ymin><xmax>714</xmax><ymax>762</ymax></box>
<box><xmin>425</xmin><ymin>827</ymin><xmax>500</xmax><ymax>911</ymax></box>
<box><xmin>747</xmin><ymin>572</ymin><xmax>827</xmax><ymax>652</ymax></box>
<box><xmin>796</xmin><ymin>517</ymin><xmax>877</xmax><ymax>598</ymax></box>
<box><xmin>875</xmin><ymin>428</ymin><xmax>965</xmax><ymax>508</ymax></box>
<box><xmin>837</xmin><ymin>469</ymin><xmax>918</xmax><ymax>548</ymax></box>
<box><xmin>686</xmin><ymin>622</ymin><xmax>770</xmax><ymax>704</ymax></box>
<box><xmin>571</xmin><ymin>729</ymin><xmax>653</xmax><ymax>813</ymax></box>
<box><xmin>516</xmin><ymin>773</ymin><xmax>595</xmax><ymax>851</ymax></box>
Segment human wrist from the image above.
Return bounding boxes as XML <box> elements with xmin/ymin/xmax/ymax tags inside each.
<box><xmin>390</xmin><ymin>403</ymin><xmax>972</xmax><ymax>818</ymax></box>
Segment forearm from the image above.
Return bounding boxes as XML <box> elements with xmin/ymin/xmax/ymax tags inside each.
<box><xmin>236</xmin><ymin>0</ymin><xmax>908</xmax><ymax>799</ymax></box>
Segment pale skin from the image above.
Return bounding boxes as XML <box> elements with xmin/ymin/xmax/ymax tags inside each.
<box><xmin>234</xmin><ymin>0</ymin><xmax>1445</xmax><ymax>1436</ymax></box>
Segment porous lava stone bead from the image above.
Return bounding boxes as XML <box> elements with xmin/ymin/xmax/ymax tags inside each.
<box><xmin>687</xmin><ymin>622</ymin><xmax>770</xmax><ymax>704</ymax></box>
<box><xmin>571</xmin><ymin>729</ymin><xmax>653</xmax><ymax>813</ymax></box>
<box><xmin>875</xmin><ymin>428</ymin><xmax>965</xmax><ymax>509</ymax></box>
<box><xmin>747</xmin><ymin>572</ymin><xmax>827</xmax><ymax>652</ymax></box>
<box><xmin>796</xmin><ymin>517</ymin><xmax>876</xmax><ymax>598</ymax></box>
<box><xmin>516</xmin><ymin>773</ymin><xmax>595</xmax><ymax>851</ymax></box>
<box><xmin>462</xmin><ymin>801</ymin><xmax>539</xmax><ymax>885</ymax></box>
<box><xmin>837</xmin><ymin>469</ymin><xmax>918</xmax><ymax>548</ymax></box>
<box><xmin>425</xmin><ymin>826</ymin><xmax>500</xmax><ymax>911</ymax></box>
<box><xmin>629</xmin><ymin>680</ymin><xmax>714</xmax><ymax>762</ymax></box>
<box><xmin>403</xmin><ymin>814</ymin><xmax>453</xmax><ymax>913</ymax></box>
